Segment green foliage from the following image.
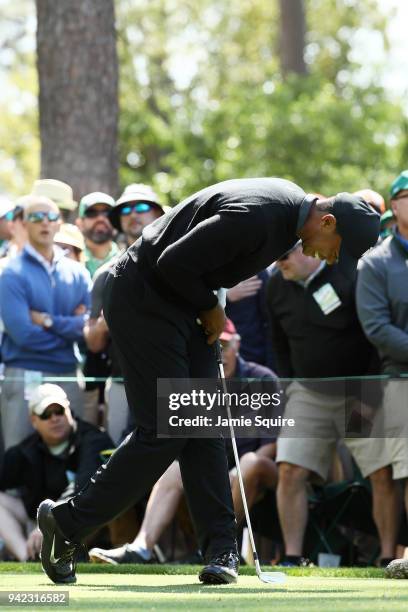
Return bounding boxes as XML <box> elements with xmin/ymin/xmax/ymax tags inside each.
<box><xmin>0</xmin><ymin>0</ymin><xmax>405</xmax><ymax>202</ymax></box>
<box><xmin>0</xmin><ymin>0</ymin><xmax>39</xmax><ymax>196</ymax></box>
<box><xmin>116</xmin><ymin>0</ymin><xmax>405</xmax><ymax>204</ymax></box>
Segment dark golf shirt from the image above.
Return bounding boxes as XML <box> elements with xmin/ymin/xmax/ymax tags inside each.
<box><xmin>266</xmin><ymin>264</ymin><xmax>378</xmax><ymax>379</ymax></box>
<box><xmin>129</xmin><ymin>178</ymin><xmax>309</xmax><ymax>312</ymax></box>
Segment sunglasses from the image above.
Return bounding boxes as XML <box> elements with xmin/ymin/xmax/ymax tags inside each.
<box><xmin>84</xmin><ymin>208</ymin><xmax>111</xmax><ymax>219</ymax></box>
<box><xmin>27</xmin><ymin>211</ymin><xmax>60</xmax><ymax>223</ymax></box>
<box><xmin>120</xmin><ymin>202</ymin><xmax>154</xmax><ymax>215</ymax></box>
<box><xmin>39</xmin><ymin>405</ymin><xmax>65</xmax><ymax>420</ymax></box>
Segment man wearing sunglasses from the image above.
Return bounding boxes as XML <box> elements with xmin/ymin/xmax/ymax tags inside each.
<box><xmin>76</xmin><ymin>192</ymin><xmax>117</xmax><ymax>279</ymax></box>
<box><xmin>109</xmin><ymin>183</ymin><xmax>167</xmax><ymax>244</ymax></box>
<box><xmin>75</xmin><ymin>192</ymin><xmax>118</xmax><ymax>427</ymax></box>
<box><xmin>0</xmin><ymin>195</ymin><xmax>92</xmax><ymax>450</ymax></box>
<box><xmin>0</xmin><ymin>383</ymin><xmax>112</xmax><ymax>562</ymax></box>
<box><xmin>357</xmin><ymin>170</ymin><xmax>408</xmax><ymax>574</ymax></box>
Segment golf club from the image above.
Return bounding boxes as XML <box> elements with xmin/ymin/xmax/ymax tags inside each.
<box><xmin>215</xmin><ymin>340</ymin><xmax>286</xmax><ymax>585</ymax></box>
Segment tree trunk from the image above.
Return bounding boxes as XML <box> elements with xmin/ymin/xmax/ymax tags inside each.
<box><xmin>279</xmin><ymin>0</ymin><xmax>307</xmax><ymax>76</ymax></box>
<box><xmin>36</xmin><ymin>0</ymin><xmax>119</xmax><ymax>200</ymax></box>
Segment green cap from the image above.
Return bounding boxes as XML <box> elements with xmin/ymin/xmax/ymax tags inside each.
<box><xmin>390</xmin><ymin>170</ymin><xmax>408</xmax><ymax>199</ymax></box>
<box><xmin>79</xmin><ymin>192</ymin><xmax>115</xmax><ymax>218</ymax></box>
<box><xmin>380</xmin><ymin>209</ymin><xmax>394</xmax><ymax>226</ymax></box>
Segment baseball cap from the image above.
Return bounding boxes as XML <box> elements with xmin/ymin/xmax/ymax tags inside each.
<box><xmin>220</xmin><ymin>318</ymin><xmax>239</xmax><ymax>342</ymax></box>
<box><xmin>277</xmin><ymin>239</ymin><xmax>302</xmax><ymax>261</ymax></box>
<box><xmin>380</xmin><ymin>209</ymin><xmax>394</xmax><ymax>227</ymax></box>
<box><xmin>110</xmin><ymin>183</ymin><xmax>165</xmax><ymax>230</ymax></box>
<box><xmin>0</xmin><ymin>196</ymin><xmax>14</xmax><ymax>220</ymax></box>
<box><xmin>353</xmin><ymin>189</ymin><xmax>385</xmax><ymax>215</ymax></box>
<box><xmin>31</xmin><ymin>179</ymin><xmax>77</xmax><ymax>211</ymax></box>
<box><xmin>390</xmin><ymin>170</ymin><xmax>408</xmax><ymax>199</ymax></box>
<box><xmin>333</xmin><ymin>193</ymin><xmax>380</xmax><ymax>279</ymax></box>
<box><xmin>78</xmin><ymin>192</ymin><xmax>115</xmax><ymax>218</ymax></box>
<box><xmin>28</xmin><ymin>383</ymin><xmax>70</xmax><ymax>417</ymax></box>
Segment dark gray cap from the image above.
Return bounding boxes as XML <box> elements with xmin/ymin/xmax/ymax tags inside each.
<box><xmin>333</xmin><ymin>193</ymin><xmax>380</xmax><ymax>278</ymax></box>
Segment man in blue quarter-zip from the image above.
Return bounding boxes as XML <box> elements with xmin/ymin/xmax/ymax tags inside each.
<box><xmin>0</xmin><ymin>195</ymin><xmax>92</xmax><ymax>450</ymax></box>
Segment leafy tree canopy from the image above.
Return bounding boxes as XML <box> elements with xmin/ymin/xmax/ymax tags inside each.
<box><xmin>0</xmin><ymin>0</ymin><xmax>405</xmax><ymax>203</ymax></box>
<box><xmin>117</xmin><ymin>0</ymin><xmax>405</xmax><ymax>204</ymax></box>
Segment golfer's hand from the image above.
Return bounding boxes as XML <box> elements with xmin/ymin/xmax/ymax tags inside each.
<box><xmin>26</xmin><ymin>527</ymin><xmax>43</xmax><ymax>560</ymax></box>
<box><xmin>198</xmin><ymin>303</ymin><xmax>226</xmax><ymax>345</ymax></box>
<box><xmin>227</xmin><ymin>276</ymin><xmax>262</xmax><ymax>302</ymax></box>
<box><xmin>96</xmin><ymin>313</ymin><xmax>109</xmax><ymax>333</ymax></box>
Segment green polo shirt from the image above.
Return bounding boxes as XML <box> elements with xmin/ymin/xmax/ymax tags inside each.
<box><xmin>84</xmin><ymin>242</ymin><xmax>119</xmax><ymax>278</ymax></box>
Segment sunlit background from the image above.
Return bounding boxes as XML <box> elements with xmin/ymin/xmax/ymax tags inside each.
<box><xmin>0</xmin><ymin>0</ymin><xmax>407</xmax><ymax>201</ymax></box>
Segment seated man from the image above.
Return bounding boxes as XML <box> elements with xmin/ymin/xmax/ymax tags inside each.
<box><xmin>0</xmin><ymin>384</ymin><xmax>112</xmax><ymax>561</ymax></box>
<box><xmin>88</xmin><ymin>319</ymin><xmax>277</xmax><ymax>564</ymax></box>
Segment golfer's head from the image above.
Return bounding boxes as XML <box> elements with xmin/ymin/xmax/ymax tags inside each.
<box><xmin>298</xmin><ymin>193</ymin><xmax>380</xmax><ymax>278</ymax></box>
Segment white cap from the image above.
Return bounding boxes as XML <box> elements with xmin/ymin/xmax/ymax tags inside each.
<box><xmin>28</xmin><ymin>383</ymin><xmax>70</xmax><ymax>416</ymax></box>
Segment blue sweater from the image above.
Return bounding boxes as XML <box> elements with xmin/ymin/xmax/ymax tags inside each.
<box><xmin>0</xmin><ymin>247</ymin><xmax>92</xmax><ymax>373</ymax></box>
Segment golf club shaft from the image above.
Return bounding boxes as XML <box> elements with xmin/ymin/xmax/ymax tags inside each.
<box><xmin>214</xmin><ymin>341</ymin><xmax>261</xmax><ymax>571</ymax></box>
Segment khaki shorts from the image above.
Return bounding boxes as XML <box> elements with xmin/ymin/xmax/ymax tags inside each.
<box><xmin>276</xmin><ymin>381</ymin><xmax>407</xmax><ymax>480</ymax></box>
<box><xmin>382</xmin><ymin>379</ymin><xmax>408</xmax><ymax>438</ymax></box>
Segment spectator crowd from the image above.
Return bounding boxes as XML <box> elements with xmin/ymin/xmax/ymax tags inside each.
<box><xmin>0</xmin><ymin>171</ymin><xmax>407</xmax><ymax>567</ymax></box>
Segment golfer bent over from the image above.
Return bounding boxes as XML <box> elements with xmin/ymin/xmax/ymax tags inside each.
<box><xmin>38</xmin><ymin>177</ymin><xmax>379</xmax><ymax>585</ymax></box>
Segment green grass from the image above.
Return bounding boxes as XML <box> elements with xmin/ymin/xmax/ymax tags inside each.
<box><xmin>0</xmin><ymin>564</ymin><xmax>406</xmax><ymax>611</ymax></box>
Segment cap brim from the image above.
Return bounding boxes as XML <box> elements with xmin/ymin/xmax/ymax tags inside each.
<box><xmin>31</xmin><ymin>397</ymin><xmax>69</xmax><ymax>416</ymax></box>
<box><xmin>337</xmin><ymin>243</ymin><xmax>358</xmax><ymax>280</ymax></box>
<box><xmin>57</xmin><ymin>201</ymin><xmax>77</xmax><ymax>211</ymax></box>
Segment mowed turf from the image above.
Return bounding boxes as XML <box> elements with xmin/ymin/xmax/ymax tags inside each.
<box><xmin>0</xmin><ymin>564</ymin><xmax>407</xmax><ymax>611</ymax></box>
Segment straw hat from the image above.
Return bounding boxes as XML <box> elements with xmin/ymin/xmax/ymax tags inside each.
<box><xmin>31</xmin><ymin>179</ymin><xmax>77</xmax><ymax>211</ymax></box>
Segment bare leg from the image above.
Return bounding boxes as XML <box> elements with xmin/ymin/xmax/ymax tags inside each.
<box><xmin>132</xmin><ymin>461</ymin><xmax>184</xmax><ymax>551</ymax></box>
<box><xmin>369</xmin><ymin>466</ymin><xmax>401</xmax><ymax>560</ymax></box>
<box><xmin>232</xmin><ymin>452</ymin><xmax>277</xmax><ymax>525</ymax></box>
<box><xmin>277</xmin><ymin>462</ymin><xmax>310</xmax><ymax>556</ymax></box>
<box><xmin>0</xmin><ymin>492</ymin><xmax>29</xmax><ymax>561</ymax></box>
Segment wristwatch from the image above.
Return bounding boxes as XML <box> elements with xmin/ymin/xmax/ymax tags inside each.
<box><xmin>42</xmin><ymin>313</ymin><xmax>53</xmax><ymax>329</ymax></box>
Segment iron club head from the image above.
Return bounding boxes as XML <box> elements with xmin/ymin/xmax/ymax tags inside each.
<box><xmin>258</xmin><ymin>571</ymin><xmax>287</xmax><ymax>584</ymax></box>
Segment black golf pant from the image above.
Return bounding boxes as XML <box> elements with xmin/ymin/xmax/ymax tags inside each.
<box><xmin>53</xmin><ymin>255</ymin><xmax>236</xmax><ymax>559</ymax></box>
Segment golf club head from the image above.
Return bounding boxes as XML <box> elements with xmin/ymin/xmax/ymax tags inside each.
<box><xmin>258</xmin><ymin>571</ymin><xmax>287</xmax><ymax>584</ymax></box>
